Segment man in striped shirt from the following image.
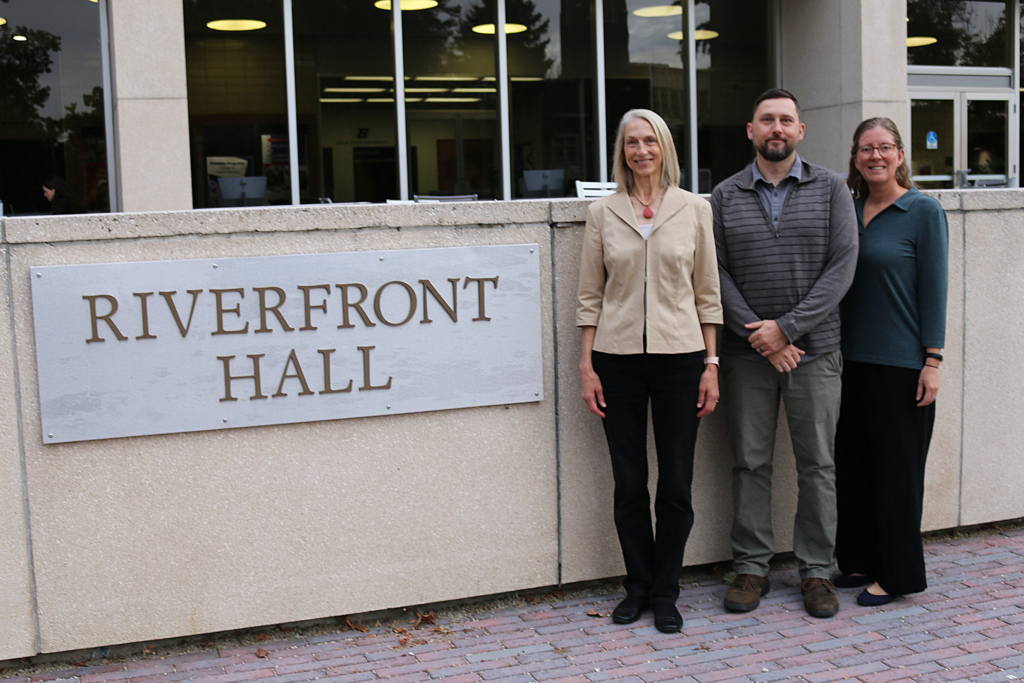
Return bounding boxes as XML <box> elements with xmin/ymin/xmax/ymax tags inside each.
<box><xmin>710</xmin><ymin>89</ymin><xmax>857</xmax><ymax>619</ymax></box>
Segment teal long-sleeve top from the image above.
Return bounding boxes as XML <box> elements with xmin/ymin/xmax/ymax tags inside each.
<box><xmin>840</xmin><ymin>188</ymin><xmax>948</xmax><ymax>370</ymax></box>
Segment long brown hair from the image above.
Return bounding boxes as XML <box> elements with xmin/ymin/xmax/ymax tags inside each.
<box><xmin>846</xmin><ymin>117</ymin><xmax>913</xmax><ymax>199</ymax></box>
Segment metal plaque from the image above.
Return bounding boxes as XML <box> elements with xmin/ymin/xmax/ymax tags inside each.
<box><xmin>31</xmin><ymin>244</ymin><xmax>543</xmax><ymax>443</ymax></box>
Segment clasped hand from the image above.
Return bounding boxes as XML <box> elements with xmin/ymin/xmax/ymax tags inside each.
<box><xmin>746</xmin><ymin>319</ymin><xmax>803</xmax><ymax>373</ymax></box>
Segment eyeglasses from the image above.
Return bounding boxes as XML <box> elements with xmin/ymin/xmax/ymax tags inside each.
<box><xmin>857</xmin><ymin>144</ymin><xmax>898</xmax><ymax>157</ymax></box>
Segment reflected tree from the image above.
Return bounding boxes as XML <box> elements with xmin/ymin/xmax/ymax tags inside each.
<box><xmin>0</xmin><ymin>24</ymin><xmax>61</xmax><ymax>126</ymax></box>
<box><xmin>907</xmin><ymin>0</ymin><xmax>1007</xmax><ymax>67</ymax></box>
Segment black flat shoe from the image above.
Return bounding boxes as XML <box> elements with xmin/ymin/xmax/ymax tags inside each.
<box><xmin>611</xmin><ymin>595</ymin><xmax>648</xmax><ymax>624</ymax></box>
<box><xmin>652</xmin><ymin>602</ymin><xmax>682</xmax><ymax>633</ymax></box>
<box><xmin>832</xmin><ymin>573</ymin><xmax>871</xmax><ymax>588</ymax></box>
<box><xmin>857</xmin><ymin>589</ymin><xmax>895</xmax><ymax>606</ymax></box>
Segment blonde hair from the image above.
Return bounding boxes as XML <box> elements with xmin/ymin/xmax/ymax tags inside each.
<box><xmin>612</xmin><ymin>109</ymin><xmax>680</xmax><ymax>193</ymax></box>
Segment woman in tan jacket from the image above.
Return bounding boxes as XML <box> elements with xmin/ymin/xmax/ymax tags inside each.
<box><xmin>577</xmin><ymin>109</ymin><xmax>722</xmax><ymax>633</ymax></box>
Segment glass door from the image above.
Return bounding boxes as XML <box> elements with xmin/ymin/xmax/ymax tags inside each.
<box><xmin>910</xmin><ymin>94</ymin><xmax>957</xmax><ymax>188</ymax></box>
<box><xmin>909</xmin><ymin>91</ymin><xmax>1016</xmax><ymax>189</ymax></box>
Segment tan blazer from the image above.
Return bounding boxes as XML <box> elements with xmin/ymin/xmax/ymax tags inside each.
<box><xmin>576</xmin><ymin>186</ymin><xmax>722</xmax><ymax>355</ymax></box>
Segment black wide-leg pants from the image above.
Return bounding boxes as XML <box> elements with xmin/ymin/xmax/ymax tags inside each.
<box><xmin>835</xmin><ymin>360</ymin><xmax>935</xmax><ymax>596</ymax></box>
<box><xmin>592</xmin><ymin>350</ymin><xmax>705</xmax><ymax>604</ymax></box>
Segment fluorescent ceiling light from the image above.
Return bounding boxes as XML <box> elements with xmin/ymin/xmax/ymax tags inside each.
<box><xmin>323</xmin><ymin>87</ymin><xmax>387</xmax><ymax>92</ymax></box>
<box><xmin>633</xmin><ymin>4</ymin><xmax>682</xmax><ymax>16</ymax></box>
<box><xmin>668</xmin><ymin>29</ymin><xmax>719</xmax><ymax>40</ymax></box>
<box><xmin>416</xmin><ymin>75</ymin><xmax>479</xmax><ymax>81</ymax></box>
<box><xmin>320</xmin><ymin>98</ymin><xmax>364</xmax><ymax>103</ymax></box>
<box><xmin>907</xmin><ymin>36</ymin><xmax>937</xmax><ymax>47</ymax></box>
<box><xmin>452</xmin><ymin>87</ymin><xmax>497</xmax><ymax>93</ymax></box>
<box><xmin>345</xmin><ymin>76</ymin><xmax>394</xmax><ymax>81</ymax></box>
<box><xmin>367</xmin><ymin>98</ymin><xmax>396</xmax><ymax>103</ymax></box>
<box><xmin>0</xmin><ymin>17</ymin><xmax>7</xmax><ymax>25</ymax></box>
<box><xmin>405</xmin><ymin>87</ymin><xmax>449</xmax><ymax>92</ymax></box>
<box><xmin>425</xmin><ymin>97</ymin><xmax>481</xmax><ymax>103</ymax></box>
<box><xmin>511</xmin><ymin>76</ymin><xmax>544</xmax><ymax>81</ymax></box>
<box><xmin>13</xmin><ymin>35</ymin><xmax>28</xmax><ymax>41</ymax></box>
<box><xmin>207</xmin><ymin>20</ymin><xmax>267</xmax><ymax>31</ymax></box>
<box><xmin>374</xmin><ymin>0</ymin><xmax>438</xmax><ymax>10</ymax></box>
<box><xmin>472</xmin><ymin>23</ymin><xmax>527</xmax><ymax>34</ymax></box>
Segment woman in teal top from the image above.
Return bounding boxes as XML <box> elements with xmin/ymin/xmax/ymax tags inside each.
<box><xmin>834</xmin><ymin>118</ymin><xmax>948</xmax><ymax>606</ymax></box>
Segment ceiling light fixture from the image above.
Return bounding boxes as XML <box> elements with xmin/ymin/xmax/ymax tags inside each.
<box><xmin>374</xmin><ymin>0</ymin><xmax>438</xmax><ymax>10</ymax></box>
<box><xmin>207</xmin><ymin>19</ymin><xmax>267</xmax><ymax>31</ymax></box>
<box><xmin>13</xmin><ymin>34</ymin><xmax>28</xmax><ymax>41</ymax></box>
<box><xmin>471</xmin><ymin>23</ymin><xmax>527</xmax><ymax>34</ymax></box>
<box><xmin>668</xmin><ymin>30</ymin><xmax>718</xmax><ymax>40</ymax></box>
<box><xmin>425</xmin><ymin>97</ymin><xmax>481</xmax><ymax>103</ymax></box>
<box><xmin>324</xmin><ymin>87</ymin><xmax>387</xmax><ymax>93</ymax></box>
<box><xmin>510</xmin><ymin>76</ymin><xmax>544</xmax><ymax>81</ymax></box>
<box><xmin>405</xmin><ymin>87</ymin><xmax>449</xmax><ymax>93</ymax></box>
<box><xmin>0</xmin><ymin>17</ymin><xmax>7</xmax><ymax>25</ymax></box>
<box><xmin>452</xmin><ymin>87</ymin><xmax>497</xmax><ymax>93</ymax></box>
<box><xmin>320</xmin><ymin>98</ymin><xmax>365</xmax><ymax>103</ymax></box>
<box><xmin>416</xmin><ymin>75</ymin><xmax>478</xmax><ymax>81</ymax></box>
<box><xmin>345</xmin><ymin>76</ymin><xmax>394</xmax><ymax>81</ymax></box>
<box><xmin>633</xmin><ymin>4</ymin><xmax>682</xmax><ymax>17</ymax></box>
<box><xmin>907</xmin><ymin>36</ymin><xmax>937</xmax><ymax>47</ymax></box>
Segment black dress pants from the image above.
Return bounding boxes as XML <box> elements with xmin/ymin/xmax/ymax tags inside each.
<box><xmin>835</xmin><ymin>360</ymin><xmax>935</xmax><ymax>596</ymax></box>
<box><xmin>592</xmin><ymin>350</ymin><xmax>704</xmax><ymax>604</ymax></box>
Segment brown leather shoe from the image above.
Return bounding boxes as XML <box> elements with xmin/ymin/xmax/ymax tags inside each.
<box><xmin>723</xmin><ymin>573</ymin><xmax>770</xmax><ymax>612</ymax></box>
<box><xmin>802</xmin><ymin>578</ymin><xmax>839</xmax><ymax>618</ymax></box>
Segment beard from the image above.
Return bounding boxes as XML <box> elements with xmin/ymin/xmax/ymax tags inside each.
<box><xmin>756</xmin><ymin>137</ymin><xmax>795</xmax><ymax>162</ymax></box>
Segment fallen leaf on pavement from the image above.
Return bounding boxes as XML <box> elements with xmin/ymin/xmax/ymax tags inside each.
<box><xmin>255</xmin><ymin>649</ymin><xmax>269</xmax><ymax>659</ymax></box>
<box><xmin>586</xmin><ymin>609</ymin><xmax>601</xmax><ymax>617</ymax></box>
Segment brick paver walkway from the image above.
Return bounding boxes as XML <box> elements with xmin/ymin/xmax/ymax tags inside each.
<box><xmin>4</xmin><ymin>525</ymin><xmax>1023</xmax><ymax>683</ymax></box>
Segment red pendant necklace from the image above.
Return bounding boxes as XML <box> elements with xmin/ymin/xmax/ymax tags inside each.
<box><xmin>633</xmin><ymin>190</ymin><xmax>656</xmax><ymax>219</ymax></box>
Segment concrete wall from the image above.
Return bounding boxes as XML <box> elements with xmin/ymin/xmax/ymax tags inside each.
<box><xmin>780</xmin><ymin>0</ymin><xmax>908</xmax><ymax>173</ymax></box>
<box><xmin>107</xmin><ymin>0</ymin><xmax>193</xmax><ymax>212</ymax></box>
<box><xmin>0</xmin><ymin>190</ymin><xmax>1020</xmax><ymax>659</ymax></box>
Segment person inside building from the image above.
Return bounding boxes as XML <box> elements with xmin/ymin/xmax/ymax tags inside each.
<box><xmin>834</xmin><ymin>117</ymin><xmax>948</xmax><ymax>606</ymax></box>
<box><xmin>43</xmin><ymin>175</ymin><xmax>86</xmax><ymax>215</ymax></box>
<box><xmin>577</xmin><ymin>108</ymin><xmax>722</xmax><ymax>633</ymax></box>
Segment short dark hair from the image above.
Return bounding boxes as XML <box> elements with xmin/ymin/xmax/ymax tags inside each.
<box><xmin>752</xmin><ymin>88</ymin><xmax>801</xmax><ymax>120</ymax></box>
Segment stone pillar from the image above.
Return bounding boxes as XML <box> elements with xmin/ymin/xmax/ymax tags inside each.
<box><xmin>779</xmin><ymin>0</ymin><xmax>908</xmax><ymax>173</ymax></box>
<box><xmin>107</xmin><ymin>0</ymin><xmax>193</xmax><ymax>211</ymax></box>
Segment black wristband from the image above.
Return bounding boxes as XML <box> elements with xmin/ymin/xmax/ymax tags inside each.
<box><xmin>925</xmin><ymin>352</ymin><xmax>943</xmax><ymax>362</ymax></box>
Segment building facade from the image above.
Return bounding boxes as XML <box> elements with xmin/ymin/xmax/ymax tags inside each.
<box><xmin>1</xmin><ymin>0</ymin><xmax>1019</xmax><ymax>215</ymax></box>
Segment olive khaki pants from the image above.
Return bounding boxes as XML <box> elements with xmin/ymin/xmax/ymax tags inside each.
<box><xmin>720</xmin><ymin>351</ymin><xmax>842</xmax><ymax>580</ymax></box>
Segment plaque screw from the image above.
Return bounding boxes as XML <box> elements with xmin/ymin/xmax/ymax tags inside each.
<box><xmin>386</xmin><ymin>404</ymin><xmax>391</xmax><ymax>409</ymax></box>
<box><xmin>213</xmin><ymin>264</ymin><xmax>218</xmax><ymax>269</ymax></box>
<box><xmin>48</xmin><ymin>433</ymin><xmax>53</xmax><ymax>438</ymax></box>
<box><xmin>36</xmin><ymin>273</ymin><xmax>41</xmax><ymax>278</ymax></box>
<box><xmin>530</xmin><ymin>248</ymin><xmax>534</xmax><ymax>253</ymax></box>
<box><xmin>222</xmin><ymin>418</ymin><xmax>228</xmax><ymax>423</ymax></box>
<box><xmin>380</xmin><ymin>256</ymin><xmax>384</xmax><ymax>261</ymax></box>
<box><xmin>535</xmin><ymin>392</ymin><xmax>540</xmax><ymax>396</ymax></box>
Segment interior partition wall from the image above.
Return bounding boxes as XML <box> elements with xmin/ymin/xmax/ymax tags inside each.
<box><xmin>183</xmin><ymin>0</ymin><xmax>772</xmax><ymax>204</ymax></box>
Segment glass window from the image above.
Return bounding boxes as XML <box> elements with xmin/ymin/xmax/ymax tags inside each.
<box><xmin>694</xmin><ymin>0</ymin><xmax>772</xmax><ymax>192</ymax></box>
<box><xmin>0</xmin><ymin>0</ymin><xmax>109</xmax><ymax>215</ymax></box>
<box><xmin>184</xmin><ymin>0</ymin><xmax>289</xmax><ymax>208</ymax></box>
<box><xmin>603</xmin><ymin>0</ymin><xmax>690</xmax><ymax>186</ymax></box>
<box><xmin>399</xmin><ymin>0</ymin><xmax>501</xmax><ymax>199</ymax></box>
<box><xmin>293</xmin><ymin>0</ymin><xmax>396</xmax><ymax>204</ymax></box>
<box><xmin>510</xmin><ymin>0</ymin><xmax>597</xmax><ymax>198</ymax></box>
<box><xmin>907</xmin><ymin>0</ymin><xmax>1010</xmax><ymax>68</ymax></box>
